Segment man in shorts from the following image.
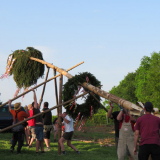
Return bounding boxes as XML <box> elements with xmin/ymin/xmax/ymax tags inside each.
<box><xmin>42</xmin><ymin>102</ymin><xmax>52</xmax><ymax>151</ymax></box>
<box><xmin>28</xmin><ymin>104</ymin><xmax>36</xmax><ymax>148</ymax></box>
<box><xmin>59</xmin><ymin>112</ymin><xmax>80</xmax><ymax>155</ymax></box>
<box><xmin>29</xmin><ymin>89</ymin><xmax>44</xmax><ymax>153</ymax></box>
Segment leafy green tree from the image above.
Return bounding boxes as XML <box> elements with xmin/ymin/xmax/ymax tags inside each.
<box><xmin>135</xmin><ymin>56</ymin><xmax>151</xmax><ymax>103</ymax></box>
<box><xmin>144</xmin><ymin>52</ymin><xmax>160</xmax><ymax>108</ymax></box>
<box><xmin>103</xmin><ymin>72</ymin><xmax>138</xmax><ymax>111</ymax></box>
<box><xmin>110</xmin><ymin>72</ymin><xmax>137</xmax><ymax>102</ymax></box>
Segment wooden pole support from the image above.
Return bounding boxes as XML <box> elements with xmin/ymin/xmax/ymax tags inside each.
<box><xmin>29</xmin><ymin>57</ymin><xmax>143</xmax><ymax>112</ymax></box>
<box><xmin>0</xmin><ymin>92</ymin><xmax>88</xmax><ymax>133</ymax></box>
<box><xmin>58</xmin><ymin>74</ymin><xmax>63</xmax><ymax>155</ymax></box>
<box><xmin>0</xmin><ymin>61</ymin><xmax>84</xmax><ymax>108</ymax></box>
<box><xmin>39</xmin><ymin>66</ymin><xmax>50</xmax><ymax>107</ymax></box>
<box><xmin>54</xmin><ymin>69</ymin><xmax>59</xmax><ymax>116</ymax></box>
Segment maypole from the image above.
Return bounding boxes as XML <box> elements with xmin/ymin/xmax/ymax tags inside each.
<box><xmin>29</xmin><ymin>57</ymin><xmax>143</xmax><ymax>115</ymax></box>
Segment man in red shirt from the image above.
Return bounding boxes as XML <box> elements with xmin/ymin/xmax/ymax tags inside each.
<box><xmin>9</xmin><ymin>100</ymin><xmax>29</xmax><ymax>154</ymax></box>
<box><xmin>28</xmin><ymin>103</ymin><xmax>36</xmax><ymax>148</ymax></box>
<box><xmin>134</xmin><ymin>102</ymin><xmax>160</xmax><ymax>160</ymax></box>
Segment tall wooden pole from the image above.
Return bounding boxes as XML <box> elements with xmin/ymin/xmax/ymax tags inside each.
<box><xmin>54</xmin><ymin>69</ymin><xmax>59</xmax><ymax>116</ymax></box>
<box><xmin>0</xmin><ymin>61</ymin><xmax>84</xmax><ymax>108</ymax></box>
<box><xmin>58</xmin><ymin>74</ymin><xmax>63</xmax><ymax>155</ymax></box>
<box><xmin>29</xmin><ymin>57</ymin><xmax>143</xmax><ymax>114</ymax></box>
<box><xmin>39</xmin><ymin>67</ymin><xmax>50</xmax><ymax>106</ymax></box>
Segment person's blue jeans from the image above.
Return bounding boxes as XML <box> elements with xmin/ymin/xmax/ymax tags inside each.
<box><xmin>35</xmin><ymin>125</ymin><xmax>44</xmax><ymax>141</ymax></box>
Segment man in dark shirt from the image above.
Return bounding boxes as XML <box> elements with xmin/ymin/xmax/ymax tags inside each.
<box><xmin>107</xmin><ymin>101</ymin><xmax>120</xmax><ymax>152</ymax></box>
<box><xmin>42</xmin><ymin>102</ymin><xmax>52</xmax><ymax>151</ymax></box>
<box><xmin>30</xmin><ymin>89</ymin><xmax>44</xmax><ymax>153</ymax></box>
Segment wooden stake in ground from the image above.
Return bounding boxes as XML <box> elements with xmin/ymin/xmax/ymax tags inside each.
<box><xmin>58</xmin><ymin>74</ymin><xmax>63</xmax><ymax>155</ymax></box>
<box><xmin>54</xmin><ymin>69</ymin><xmax>59</xmax><ymax>115</ymax></box>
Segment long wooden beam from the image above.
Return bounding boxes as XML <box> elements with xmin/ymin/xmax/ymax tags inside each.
<box><xmin>39</xmin><ymin>67</ymin><xmax>50</xmax><ymax>106</ymax></box>
<box><xmin>29</xmin><ymin>57</ymin><xmax>143</xmax><ymax>113</ymax></box>
<box><xmin>0</xmin><ymin>92</ymin><xmax>88</xmax><ymax>133</ymax></box>
<box><xmin>0</xmin><ymin>61</ymin><xmax>84</xmax><ymax>108</ymax></box>
<box><xmin>58</xmin><ymin>74</ymin><xmax>63</xmax><ymax>155</ymax></box>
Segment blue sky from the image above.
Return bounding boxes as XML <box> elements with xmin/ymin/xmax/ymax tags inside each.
<box><xmin>0</xmin><ymin>1</ymin><xmax>160</xmax><ymax>115</ymax></box>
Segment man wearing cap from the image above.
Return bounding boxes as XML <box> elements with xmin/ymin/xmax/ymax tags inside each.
<box><xmin>9</xmin><ymin>100</ymin><xmax>29</xmax><ymax>154</ymax></box>
<box><xmin>134</xmin><ymin>102</ymin><xmax>160</xmax><ymax>160</ymax></box>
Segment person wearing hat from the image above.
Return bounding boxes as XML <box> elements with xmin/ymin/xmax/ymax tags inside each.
<box><xmin>9</xmin><ymin>100</ymin><xmax>29</xmax><ymax>154</ymax></box>
<box><xmin>134</xmin><ymin>102</ymin><xmax>160</xmax><ymax>160</ymax></box>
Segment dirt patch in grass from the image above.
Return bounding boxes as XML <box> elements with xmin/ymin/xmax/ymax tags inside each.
<box><xmin>73</xmin><ymin>124</ymin><xmax>116</xmax><ymax>146</ymax></box>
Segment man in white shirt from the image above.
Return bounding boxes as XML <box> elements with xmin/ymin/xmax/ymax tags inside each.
<box><xmin>59</xmin><ymin>112</ymin><xmax>80</xmax><ymax>155</ymax></box>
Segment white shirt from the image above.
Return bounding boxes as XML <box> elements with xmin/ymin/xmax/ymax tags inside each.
<box><xmin>64</xmin><ymin>115</ymin><xmax>74</xmax><ymax>132</ymax></box>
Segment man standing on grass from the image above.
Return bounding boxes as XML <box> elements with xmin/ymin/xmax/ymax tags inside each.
<box><xmin>107</xmin><ymin>101</ymin><xmax>133</xmax><ymax>160</ymax></box>
<box><xmin>9</xmin><ymin>100</ymin><xmax>29</xmax><ymax>154</ymax></box>
<box><xmin>59</xmin><ymin>112</ymin><xmax>80</xmax><ymax>155</ymax></box>
<box><xmin>27</xmin><ymin>103</ymin><xmax>36</xmax><ymax>148</ymax></box>
<box><xmin>134</xmin><ymin>102</ymin><xmax>160</xmax><ymax>160</ymax></box>
<box><xmin>30</xmin><ymin>89</ymin><xmax>44</xmax><ymax>154</ymax></box>
<box><xmin>42</xmin><ymin>102</ymin><xmax>52</xmax><ymax>151</ymax></box>
<box><xmin>117</xmin><ymin>104</ymin><xmax>137</xmax><ymax>160</ymax></box>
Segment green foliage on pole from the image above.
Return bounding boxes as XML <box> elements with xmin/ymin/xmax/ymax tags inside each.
<box><xmin>8</xmin><ymin>47</ymin><xmax>45</xmax><ymax>88</ymax></box>
<box><xmin>62</xmin><ymin>72</ymin><xmax>101</xmax><ymax>119</ymax></box>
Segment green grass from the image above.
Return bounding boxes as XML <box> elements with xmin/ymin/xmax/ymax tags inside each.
<box><xmin>0</xmin><ymin>129</ymin><xmax>129</xmax><ymax>160</ymax></box>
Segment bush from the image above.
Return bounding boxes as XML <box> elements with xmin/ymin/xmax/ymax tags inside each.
<box><xmin>52</xmin><ymin>115</ymin><xmax>57</xmax><ymax>123</ymax></box>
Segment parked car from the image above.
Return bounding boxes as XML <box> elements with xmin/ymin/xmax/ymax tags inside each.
<box><xmin>0</xmin><ymin>104</ymin><xmax>25</xmax><ymax>131</ymax></box>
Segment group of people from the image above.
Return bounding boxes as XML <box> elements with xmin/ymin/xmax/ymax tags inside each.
<box><xmin>107</xmin><ymin>101</ymin><xmax>160</xmax><ymax>160</ymax></box>
<box><xmin>8</xmin><ymin>88</ymin><xmax>160</xmax><ymax>159</ymax></box>
<box><xmin>8</xmin><ymin>89</ymin><xmax>80</xmax><ymax>155</ymax></box>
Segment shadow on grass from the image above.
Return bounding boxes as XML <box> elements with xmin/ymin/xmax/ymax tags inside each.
<box><xmin>0</xmin><ymin>133</ymin><xmax>129</xmax><ymax>160</ymax></box>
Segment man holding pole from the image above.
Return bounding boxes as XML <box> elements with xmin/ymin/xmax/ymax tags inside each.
<box><xmin>29</xmin><ymin>89</ymin><xmax>44</xmax><ymax>153</ymax></box>
<box><xmin>117</xmin><ymin>104</ymin><xmax>137</xmax><ymax>160</ymax></box>
<box><xmin>59</xmin><ymin>112</ymin><xmax>80</xmax><ymax>155</ymax></box>
<box><xmin>42</xmin><ymin>102</ymin><xmax>52</xmax><ymax>151</ymax></box>
<box><xmin>134</xmin><ymin>102</ymin><xmax>160</xmax><ymax>160</ymax></box>
<box><xmin>107</xmin><ymin>101</ymin><xmax>133</xmax><ymax>160</ymax></box>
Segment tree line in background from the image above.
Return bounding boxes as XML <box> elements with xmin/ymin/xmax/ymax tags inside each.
<box><xmin>102</xmin><ymin>51</ymin><xmax>160</xmax><ymax>112</ymax></box>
